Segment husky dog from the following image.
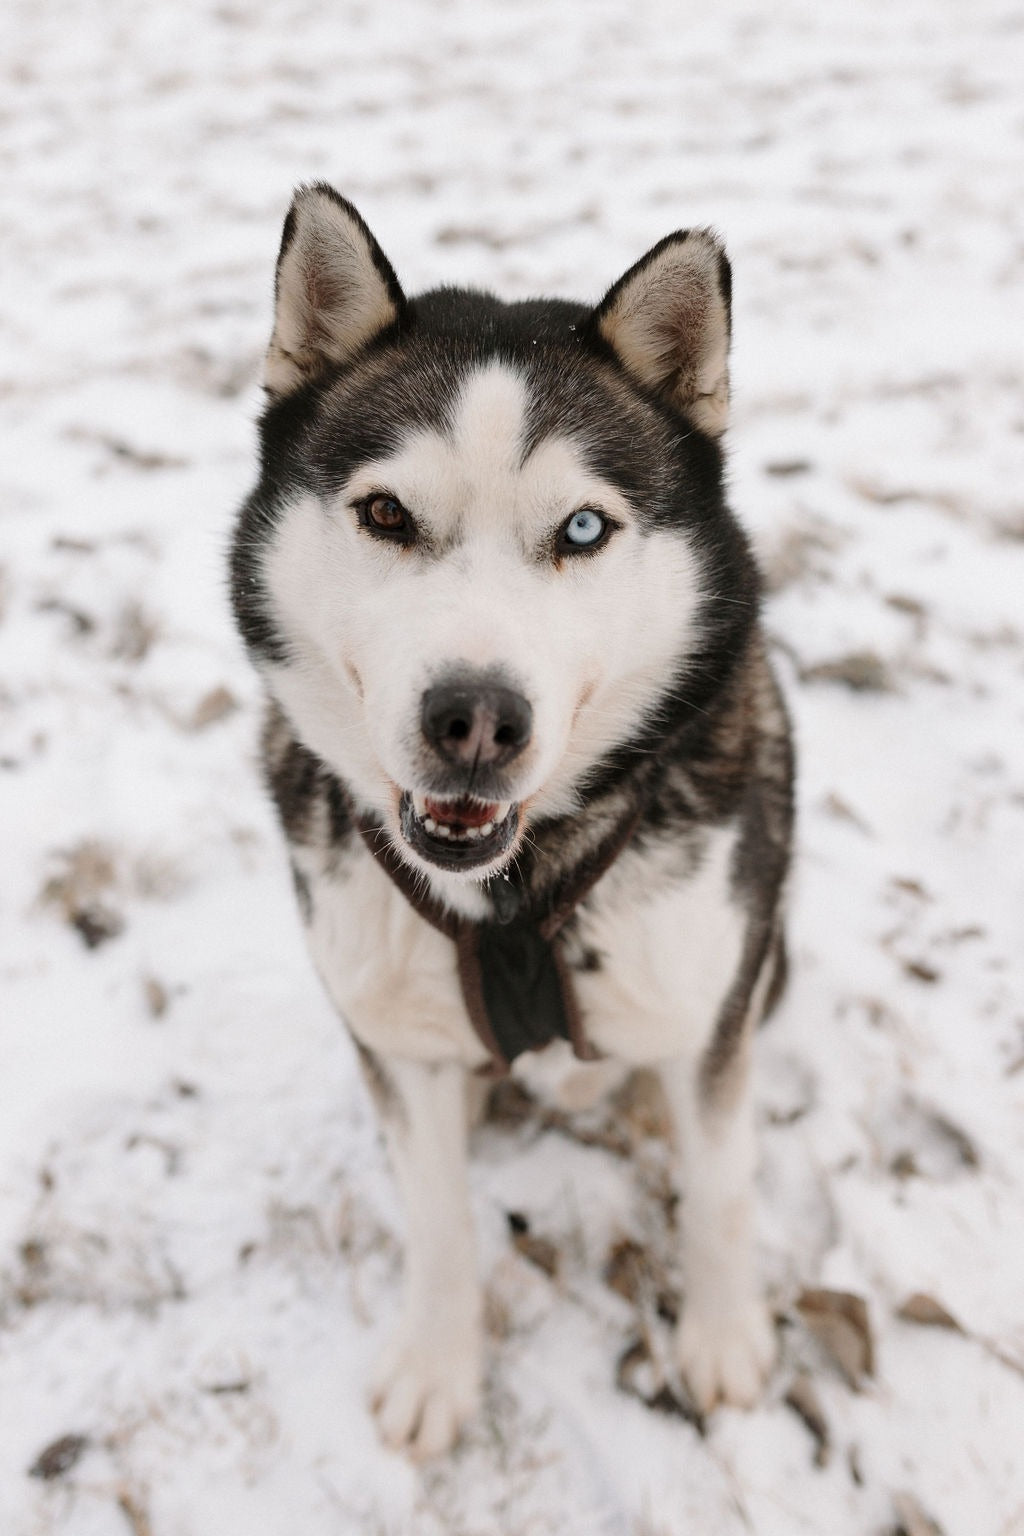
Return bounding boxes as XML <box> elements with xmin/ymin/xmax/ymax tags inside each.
<box><xmin>230</xmin><ymin>184</ymin><xmax>794</xmax><ymax>1459</ymax></box>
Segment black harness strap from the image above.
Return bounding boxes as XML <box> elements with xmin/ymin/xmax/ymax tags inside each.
<box><xmin>355</xmin><ymin>807</ymin><xmax>643</xmax><ymax>1075</ymax></box>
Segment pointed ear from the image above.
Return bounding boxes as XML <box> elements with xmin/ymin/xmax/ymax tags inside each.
<box><xmin>593</xmin><ymin>230</ymin><xmax>732</xmax><ymax>436</ymax></box>
<box><xmin>264</xmin><ymin>183</ymin><xmax>406</xmax><ymax>397</ymax></box>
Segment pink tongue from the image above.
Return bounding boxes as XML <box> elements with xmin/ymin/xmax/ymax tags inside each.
<box><xmin>425</xmin><ymin>796</ymin><xmax>497</xmax><ymax>829</ymax></box>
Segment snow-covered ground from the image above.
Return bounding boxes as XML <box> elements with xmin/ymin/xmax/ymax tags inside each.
<box><xmin>2</xmin><ymin>0</ymin><xmax>1023</xmax><ymax>1530</ymax></box>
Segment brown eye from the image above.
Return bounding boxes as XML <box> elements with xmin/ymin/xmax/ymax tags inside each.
<box><xmin>360</xmin><ymin>493</ymin><xmax>413</xmax><ymax>541</ymax></box>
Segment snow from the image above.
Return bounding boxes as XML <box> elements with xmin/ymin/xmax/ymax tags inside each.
<box><xmin>2</xmin><ymin>0</ymin><xmax>1024</xmax><ymax>1530</ymax></box>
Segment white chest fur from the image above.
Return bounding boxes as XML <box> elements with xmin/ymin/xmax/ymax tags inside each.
<box><xmin>300</xmin><ymin>819</ymin><xmax>744</xmax><ymax>1074</ymax></box>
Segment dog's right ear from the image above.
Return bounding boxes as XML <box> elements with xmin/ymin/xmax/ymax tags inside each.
<box><xmin>264</xmin><ymin>184</ymin><xmax>406</xmax><ymax>397</ymax></box>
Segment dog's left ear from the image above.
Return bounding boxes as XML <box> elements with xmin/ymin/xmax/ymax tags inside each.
<box><xmin>593</xmin><ymin>231</ymin><xmax>731</xmax><ymax>437</ymax></box>
<box><xmin>264</xmin><ymin>183</ymin><xmax>406</xmax><ymax>397</ymax></box>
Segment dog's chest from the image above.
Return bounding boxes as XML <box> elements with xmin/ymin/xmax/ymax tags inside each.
<box><xmin>301</xmin><ymin>819</ymin><xmax>745</xmax><ymax>1070</ymax></box>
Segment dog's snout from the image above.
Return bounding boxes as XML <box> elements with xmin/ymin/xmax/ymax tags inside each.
<box><xmin>421</xmin><ymin>676</ymin><xmax>532</xmax><ymax>769</ymax></box>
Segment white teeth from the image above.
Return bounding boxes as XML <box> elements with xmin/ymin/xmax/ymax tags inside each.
<box><xmin>412</xmin><ymin>794</ymin><xmax>514</xmax><ymax>846</ymax></box>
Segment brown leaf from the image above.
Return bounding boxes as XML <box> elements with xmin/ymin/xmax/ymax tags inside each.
<box><xmin>796</xmin><ymin>1288</ymin><xmax>875</xmax><ymax>1387</ymax></box>
<box><xmin>605</xmin><ymin>1238</ymin><xmax>650</xmax><ymax>1304</ymax></box>
<box><xmin>41</xmin><ymin>841</ymin><xmax>117</xmax><ymax>912</ymax></box>
<box><xmin>486</xmin><ymin>1078</ymin><xmax>536</xmax><ymax>1127</ymax></box>
<box><xmin>784</xmin><ymin>1373</ymin><xmax>831</xmax><ymax>1467</ymax></box>
<box><xmin>143</xmin><ymin>976</ymin><xmax>169</xmax><ymax>1019</ymax></box>
<box><xmin>35</xmin><ymin>596</ymin><xmax>96</xmax><ymax>635</ymax></box>
<box><xmin>189</xmin><ymin>685</ymin><xmax>239</xmax><ymax>731</ymax></box>
<box><xmin>615</xmin><ymin>1337</ymin><xmax>703</xmax><ymax>1428</ymax></box>
<box><xmin>896</xmin><ymin>1293</ymin><xmax>963</xmax><ymax>1332</ymax></box>
<box><xmin>888</xmin><ymin>1099</ymin><xmax>980</xmax><ymax>1181</ymax></box>
<box><xmin>611</xmin><ymin>1069</ymin><xmax>672</xmax><ymax>1143</ymax></box>
<box><xmin>902</xmin><ymin>958</ymin><xmax>941</xmax><ymax>984</ymax></box>
<box><xmin>507</xmin><ymin>1212</ymin><xmax>559</xmax><ymax>1278</ymax></box>
<box><xmin>51</xmin><ymin>535</ymin><xmax>97</xmax><ymax>554</ymax></box>
<box><xmin>117</xmin><ymin>1489</ymin><xmax>154</xmax><ymax>1536</ymax></box>
<box><xmin>41</xmin><ymin>844</ymin><xmax>126</xmax><ymax>947</ymax></box>
<box><xmin>892</xmin><ymin>1490</ymin><xmax>946</xmax><ymax>1536</ymax></box>
<box><xmin>111</xmin><ymin>601</ymin><xmax>158</xmax><ymax>662</ymax></box>
<box><xmin>539</xmin><ymin>1106</ymin><xmax>632</xmax><ymax>1157</ymax></box>
<box><xmin>890</xmin><ymin>1150</ymin><xmax>919</xmax><ymax>1179</ymax></box>
<box><xmin>926</xmin><ymin>1110</ymin><xmax>979</xmax><ymax>1170</ymax></box>
<box><xmin>764</xmin><ymin>459</ymin><xmax>813</xmax><ymax>477</ymax></box>
<box><xmin>801</xmin><ymin>651</ymin><xmax>894</xmax><ymax>693</ymax></box>
<box><xmin>603</xmin><ymin>1238</ymin><xmax>678</xmax><ymax>1323</ymax></box>
<box><xmin>885</xmin><ymin>593</ymin><xmax>928</xmax><ymax>620</ymax></box>
<box><xmin>72</xmin><ymin>904</ymin><xmax>124</xmax><ymax>949</ymax></box>
<box><xmin>69</xmin><ymin>428</ymin><xmax>187</xmax><ymax>472</ymax></box>
<box><xmin>847</xmin><ymin>477</ymin><xmax>937</xmax><ymax>508</ymax></box>
<box><xmin>28</xmin><ymin>1433</ymin><xmax>90</xmax><ymax>1481</ymax></box>
<box><xmin>889</xmin><ymin>876</ymin><xmax>931</xmax><ymax>901</ymax></box>
<box><xmin>821</xmin><ymin>792</ymin><xmax>873</xmax><ymax>834</ymax></box>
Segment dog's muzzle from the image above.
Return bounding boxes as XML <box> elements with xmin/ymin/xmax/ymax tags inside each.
<box><xmin>400</xmin><ymin>668</ymin><xmax>532</xmax><ymax>871</ymax></box>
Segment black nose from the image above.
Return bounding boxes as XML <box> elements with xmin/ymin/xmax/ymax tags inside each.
<box><xmin>421</xmin><ymin>675</ymin><xmax>533</xmax><ymax>769</ymax></box>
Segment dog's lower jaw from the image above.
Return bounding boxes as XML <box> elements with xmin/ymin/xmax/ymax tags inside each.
<box><xmin>399</xmin><ymin>789</ymin><xmax>520</xmax><ymax>875</ymax></box>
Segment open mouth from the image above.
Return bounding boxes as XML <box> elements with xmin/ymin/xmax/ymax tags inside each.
<box><xmin>399</xmin><ymin>790</ymin><xmax>520</xmax><ymax>872</ymax></box>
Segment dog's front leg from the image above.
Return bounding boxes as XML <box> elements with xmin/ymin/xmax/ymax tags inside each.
<box><xmin>366</xmin><ymin>1054</ymin><xmax>482</xmax><ymax>1459</ymax></box>
<box><xmin>658</xmin><ymin>1048</ymin><xmax>776</xmax><ymax>1413</ymax></box>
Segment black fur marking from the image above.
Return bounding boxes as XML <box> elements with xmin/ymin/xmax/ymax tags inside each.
<box><xmin>325</xmin><ymin>777</ymin><xmax>353</xmax><ymax>846</ymax></box>
<box><xmin>699</xmin><ymin>913</ymin><xmax>774</xmax><ymax>1096</ymax></box>
<box><xmin>263</xmin><ymin>728</ymin><xmax>321</xmax><ymax>843</ymax></box>
<box><xmin>699</xmin><ymin>662</ymin><xmax>795</xmax><ymax>1090</ymax></box>
<box><xmin>763</xmin><ymin>930</ymin><xmax>788</xmax><ymax>1020</ymax></box>
<box><xmin>261</xmin><ymin>703</ymin><xmax>354</xmax><ymax>852</ymax></box>
<box><xmin>290</xmin><ymin>861</ymin><xmax>314</xmax><ymax>924</ymax></box>
<box><xmin>717</xmin><ymin>247</ymin><xmax>733</xmax><ymax>325</ymax></box>
<box><xmin>732</xmin><ymin>751</ymin><xmax>794</xmax><ymax>915</ymax></box>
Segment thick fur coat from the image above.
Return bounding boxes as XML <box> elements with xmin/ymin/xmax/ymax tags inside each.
<box><xmin>230</xmin><ymin>184</ymin><xmax>794</xmax><ymax>1458</ymax></box>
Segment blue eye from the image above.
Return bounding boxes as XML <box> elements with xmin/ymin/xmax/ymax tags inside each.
<box><xmin>562</xmin><ymin>508</ymin><xmax>607</xmax><ymax>550</ymax></box>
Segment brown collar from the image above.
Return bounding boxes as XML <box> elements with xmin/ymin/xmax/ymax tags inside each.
<box><xmin>355</xmin><ymin>804</ymin><xmax>642</xmax><ymax>1074</ymax></box>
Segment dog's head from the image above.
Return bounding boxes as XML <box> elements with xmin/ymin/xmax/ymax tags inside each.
<box><xmin>233</xmin><ymin>184</ymin><xmax>755</xmax><ymax>882</ymax></box>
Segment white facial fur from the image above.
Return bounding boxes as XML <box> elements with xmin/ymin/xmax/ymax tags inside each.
<box><xmin>261</xmin><ymin>361</ymin><xmax>703</xmax><ymax>872</ymax></box>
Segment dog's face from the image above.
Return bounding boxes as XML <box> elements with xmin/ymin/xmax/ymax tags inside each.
<box><xmin>233</xmin><ymin>185</ymin><xmax>748</xmax><ymax>882</ymax></box>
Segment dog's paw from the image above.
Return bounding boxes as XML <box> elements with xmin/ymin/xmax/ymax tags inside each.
<box><xmin>675</xmin><ymin>1298</ymin><xmax>776</xmax><ymax>1413</ymax></box>
<box><xmin>370</xmin><ymin>1325</ymin><xmax>481</xmax><ymax>1460</ymax></box>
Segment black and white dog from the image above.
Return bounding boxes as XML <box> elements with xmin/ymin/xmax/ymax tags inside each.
<box><xmin>230</xmin><ymin>184</ymin><xmax>794</xmax><ymax>1458</ymax></box>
